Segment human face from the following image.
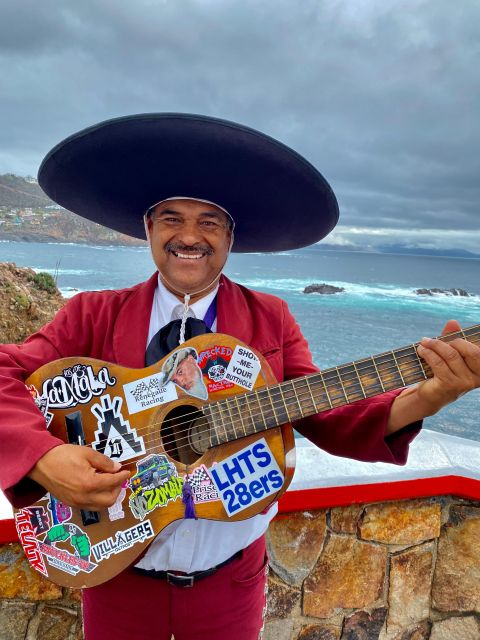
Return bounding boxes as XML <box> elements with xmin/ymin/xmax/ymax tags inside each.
<box><xmin>172</xmin><ymin>355</ymin><xmax>201</xmax><ymax>390</ymax></box>
<box><xmin>146</xmin><ymin>199</ymin><xmax>232</xmax><ymax>298</ymax></box>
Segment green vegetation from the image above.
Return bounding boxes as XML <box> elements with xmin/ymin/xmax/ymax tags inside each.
<box><xmin>14</xmin><ymin>293</ymin><xmax>31</xmax><ymax>309</ymax></box>
<box><xmin>32</xmin><ymin>272</ymin><xmax>57</xmax><ymax>294</ymax></box>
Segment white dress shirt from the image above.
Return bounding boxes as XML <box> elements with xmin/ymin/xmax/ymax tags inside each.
<box><xmin>135</xmin><ymin>275</ymin><xmax>277</xmax><ymax>573</ymax></box>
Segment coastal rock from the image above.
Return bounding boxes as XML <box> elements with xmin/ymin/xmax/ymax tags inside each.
<box><xmin>414</xmin><ymin>287</ymin><xmax>471</xmax><ymax>297</ymax></box>
<box><xmin>341</xmin><ymin>608</ymin><xmax>387</xmax><ymax>639</ymax></box>
<box><xmin>35</xmin><ymin>605</ymin><xmax>78</xmax><ymax>640</ymax></box>
<box><xmin>384</xmin><ymin>543</ymin><xmax>434</xmax><ymax>638</ymax></box>
<box><xmin>0</xmin><ymin>602</ymin><xmax>36</xmax><ymax>640</ymax></box>
<box><xmin>429</xmin><ymin>616</ymin><xmax>480</xmax><ymax>639</ymax></box>
<box><xmin>297</xmin><ymin>624</ymin><xmax>341</xmax><ymax>639</ymax></box>
<box><xmin>330</xmin><ymin>505</ymin><xmax>364</xmax><ymax>534</ymax></box>
<box><xmin>264</xmin><ymin>619</ymin><xmax>295</xmax><ymax>640</ymax></box>
<box><xmin>0</xmin><ymin>543</ymin><xmax>62</xmax><ymax>600</ymax></box>
<box><xmin>390</xmin><ymin>620</ymin><xmax>431</xmax><ymax>640</ymax></box>
<box><xmin>303</xmin><ymin>283</ymin><xmax>345</xmax><ymax>295</ymax></box>
<box><xmin>267</xmin><ymin>511</ymin><xmax>326</xmax><ymax>586</ymax></box>
<box><xmin>432</xmin><ymin>505</ymin><xmax>480</xmax><ymax>612</ymax></box>
<box><xmin>359</xmin><ymin>499</ymin><xmax>441</xmax><ymax>545</ymax></box>
<box><xmin>303</xmin><ymin>535</ymin><xmax>386</xmax><ymax>618</ymax></box>
<box><xmin>266</xmin><ymin>575</ymin><xmax>301</xmax><ymax>620</ymax></box>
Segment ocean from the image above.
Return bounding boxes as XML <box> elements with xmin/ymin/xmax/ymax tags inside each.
<box><xmin>1</xmin><ymin>241</ymin><xmax>480</xmax><ymax>441</ymax></box>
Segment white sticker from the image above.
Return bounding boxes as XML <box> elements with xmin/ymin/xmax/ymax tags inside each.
<box><xmin>91</xmin><ymin>395</ymin><xmax>145</xmax><ymax>462</ymax></box>
<box><xmin>123</xmin><ymin>375</ymin><xmax>178</xmax><ymax>414</ymax></box>
<box><xmin>91</xmin><ymin>520</ymin><xmax>155</xmax><ymax>562</ymax></box>
<box><xmin>209</xmin><ymin>438</ymin><xmax>284</xmax><ymax>516</ymax></box>
<box><xmin>223</xmin><ymin>345</ymin><xmax>261</xmax><ymax>390</ymax></box>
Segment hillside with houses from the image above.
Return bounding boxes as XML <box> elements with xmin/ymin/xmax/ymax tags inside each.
<box><xmin>0</xmin><ymin>174</ymin><xmax>146</xmax><ymax>246</ymax></box>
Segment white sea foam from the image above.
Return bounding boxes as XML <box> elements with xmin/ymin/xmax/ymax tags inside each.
<box><xmin>238</xmin><ymin>277</ymin><xmax>480</xmax><ymax>309</ymax></box>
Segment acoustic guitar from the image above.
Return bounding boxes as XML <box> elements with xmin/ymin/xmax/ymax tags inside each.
<box><xmin>14</xmin><ymin>327</ymin><xmax>479</xmax><ymax>588</ymax></box>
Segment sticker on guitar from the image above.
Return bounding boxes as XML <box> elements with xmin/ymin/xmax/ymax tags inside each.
<box><xmin>92</xmin><ymin>520</ymin><xmax>155</xmax><ymax>562</ymax></box>
<box><xmin>40</xmin><ymin>364</ymin><xmax>116</xmax><ymax>409</ymax></box>
<box><xmin>91</xmin><ymin>395</ymin><xmax>146</xmax><ymax>462</ymax></box>
<box><xmin>223</xmin><ymin>346</ymin><xmax>261</xmax><ymax>390</ymax></box>
<box><xmin>209</xmin><ymin>438</ymin><xmax>284</xmax><ymax>516</ymax></box>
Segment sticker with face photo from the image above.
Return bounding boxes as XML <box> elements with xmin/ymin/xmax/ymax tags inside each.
<box><xmin>162</xmin><ymin>347</ymin><xmax>208</xmax><ymax>400</ymax></box>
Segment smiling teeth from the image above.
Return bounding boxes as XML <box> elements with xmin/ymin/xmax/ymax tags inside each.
<box><xmin>174</xmin><ymin>251</ymin><xmax>203</xmax><ymax>259</ymax></box>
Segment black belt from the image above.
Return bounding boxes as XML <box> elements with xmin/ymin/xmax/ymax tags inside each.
<box><xmin>134</xmin><ymin>550</ymin><xmax>242</xmax><ymax>588</ymax></box>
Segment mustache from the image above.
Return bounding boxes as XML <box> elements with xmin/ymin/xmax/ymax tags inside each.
<box><xmin>166</xmin><ymin>242</ymin><xmax>213</xmax><ymax>256</ymax></box>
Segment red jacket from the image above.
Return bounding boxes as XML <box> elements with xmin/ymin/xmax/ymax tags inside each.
<box><xmin>0</xmin><ymin>273</ymin><xmax>419</xmax><ymax>507</ymax></box>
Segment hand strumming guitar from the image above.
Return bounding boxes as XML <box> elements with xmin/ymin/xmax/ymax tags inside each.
<box><xmin>27</xmin><ymin>443</ymin><xmax>131</xmax><ymax>511</ymax></box>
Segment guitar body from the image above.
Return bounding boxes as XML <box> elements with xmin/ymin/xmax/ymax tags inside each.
<box><xmin>15</xmin><ymin>333</ymin><xmax>295</xmax><ymax>588</ymax></box>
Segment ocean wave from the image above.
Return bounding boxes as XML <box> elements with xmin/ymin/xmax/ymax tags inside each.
<box><xmin>59</xmin><ymin>287</ymin><xmax>83</xmax><ymax>299</ymax></box>
<box><xmin>239</xmin><ymin>277</ymin><xmax>480</xmax><ymax>313</ymax></box>
<box><xmin>32</xmin><ymin>266</ymin><xmax>94</xmax><ymax>276</ymax></box>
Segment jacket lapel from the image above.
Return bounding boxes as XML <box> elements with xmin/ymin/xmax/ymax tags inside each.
<box><xmin>112</xmin><ymin>272</ymin><xmax>158</xmax><ymax>368</ymax></box>
<box><xmin>217</xmin><ymin>275</ymin><xmax>254</xmax><ymax>345</ymax></box>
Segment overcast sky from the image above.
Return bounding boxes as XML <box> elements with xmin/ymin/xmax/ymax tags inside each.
<box><xmin>1</xmin><ymin>0</ymin><xmax>479</xmax><ymax>252</ymax></box>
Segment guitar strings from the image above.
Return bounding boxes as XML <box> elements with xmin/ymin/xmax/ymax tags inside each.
<box><xmin>81</xmin><ymin>332</ymin><xmax>479</xmax><ymax>462</ymax></box>
<box><xmin>82</xmin><ymin>332</ymin><xmax>480</xmax><ymax>464</ymax></box>
<box><xmin>112</xmin><ymin>327</ymin><xmax>480</xmax><ymax>444</ymax></box>
<box><xmin>71</xmin><ymin>328</ymin><xmax>479</xmax><ymax>461</ymax></box>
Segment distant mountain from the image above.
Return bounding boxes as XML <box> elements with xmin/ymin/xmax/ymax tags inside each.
<box><xmin>376</xmin><ymin>244</ymin><xmax>480</xmax><ymax>259</ymax></box>
<box><xmin>0</xmin><ymin>174</ymin><xmax>51</xmax><ymax>208</ymax></box>
<box><xmin>314</xmin><ymin>243</ymin><xmax>480</xmax><ymax>260</ymax></box>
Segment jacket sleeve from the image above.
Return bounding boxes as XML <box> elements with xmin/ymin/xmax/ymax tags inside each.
<box><xmin>0</xmin><ymin>293</ymin><xmax>98</xmax><ymax>507</ymax></box>
<box><xmin>280</xmin><ymin>301</ymin><xmax>421</xmax><ymax>465</ymax></box>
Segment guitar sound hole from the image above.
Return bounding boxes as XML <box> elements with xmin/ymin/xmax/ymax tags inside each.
<box><xmin>161</xmin><ymin>405</ymin><xmax>211</xmax><ymax>465</ymax></box>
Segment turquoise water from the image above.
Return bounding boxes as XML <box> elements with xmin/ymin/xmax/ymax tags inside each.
<box><xmin>1</xmin><ymin>241</ymin><xmax>479</xmax><ymax>441</ymax></box>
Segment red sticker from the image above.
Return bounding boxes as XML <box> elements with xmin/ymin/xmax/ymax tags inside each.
<box><xmin>198</xmin><ymin>345</ymin><xmax>234</xmax><ymax>393</ymax></box>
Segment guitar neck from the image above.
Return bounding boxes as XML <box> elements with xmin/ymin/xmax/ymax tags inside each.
<box><xmin>206</xmin><ymin>324</ymin><xmax>480</xmax><ymax>444</ymax></box>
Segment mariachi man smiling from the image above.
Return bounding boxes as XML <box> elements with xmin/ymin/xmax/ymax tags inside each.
<box><xmin>1</xmin><ymin>114</ymin><xmax>480</xmax><ymax>640</ymax></box>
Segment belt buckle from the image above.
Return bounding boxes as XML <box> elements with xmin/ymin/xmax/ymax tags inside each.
<box><xmin>166</xmin><ymin>572</ymin><xmax>195</xmax><ymax>588</ymax></box>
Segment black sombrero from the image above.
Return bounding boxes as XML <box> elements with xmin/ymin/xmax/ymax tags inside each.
<box><xmin>38</xmin><ymin>113</ymin><xmax>339</xmax><ymax>252</ymax></box>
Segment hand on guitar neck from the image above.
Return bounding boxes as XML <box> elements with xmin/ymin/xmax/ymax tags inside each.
<box><xmin>27</xmin><ymin>444</ymin><xmax>131</xmax><ymax>511</ymax></box>
<box><xmin>387</xmin><ymin>320</ymin><xmax>480</xmax><ymax>435</ymax></box>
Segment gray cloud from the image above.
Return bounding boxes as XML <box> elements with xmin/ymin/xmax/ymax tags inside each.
<box><xmin>1</xmin><ymin>0</ymin><xmax>479</xmax><ymax>247</ymax></box>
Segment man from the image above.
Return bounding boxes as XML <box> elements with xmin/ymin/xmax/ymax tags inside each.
<box><xmin>1</xmin><ymin>114</ymin><xmax>479</xmax><ymax>640</ymax></box>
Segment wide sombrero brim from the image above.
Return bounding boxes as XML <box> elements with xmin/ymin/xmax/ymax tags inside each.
<box><xmin>38</xmin><ymin>113</ymin><xmax>339</xmax><ymax>252</ymax></box>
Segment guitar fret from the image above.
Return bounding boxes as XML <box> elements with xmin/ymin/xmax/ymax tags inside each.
<box><xmin>391</xmin><ymin>351</ymin><xmax>406</xmax><ymax>386</ymax></box>
<box><xmin>265</xmin><ymin>387</ymin><xmax>281</xmax><ymax>425</ymax></box>
<box><xmin>245</xmin><ymin>394</ymin><xmax>258</xmax><ymax>433</ymax></box>
<box><xmin>226</xmin><ymin>397</ymin><xmax>240</xmax><ymax>441</ymax></box>
<box><xmin>280</xmin><ymin>380</ymin><xmax>303</xmax><ymax>421</ymax></box>
<box><xmin>207</xmin><ymin>403</ymin><xmax>224</xmax><ymax>446</ymax></box>
<box><xmin>218</xmin><ymin>399</ymin><xmax>232</xmax><ymax>443</ymax></box>
<box><xmin>413</xmin><ymin>344</ymin><xmax>429</xmax><ymax>380</ymax></box>
<box><xmin>371</xmin><ymin>357</ymin><xmax>386</xmax><ymax>392</ymax></box>
<box><xmin>291</xmin><ymin>381</ymin><xmax>305</xmax><ymax>419</ymax></box>
<box><xmin>304</xmin><ymin>377</ymin><xmax>318</xmax><ymax>412</ymax></box>
<box><xmin>318</xmin><ymin>373</ymin><xmax>333</xmax><ymax>408</ymax></box>
<box><xmin>234</xmin><ymin>395</ymin><xmax>248</xmax><ymax>437</ymax></box>
<box><xmin>352</xmin><ymin>361</ymin><xmax>367</xmax><ymax>399</ymax></box>
<box><xmin>278</xmin><ymin>385</ymin><xmax>291</xmax><ymax>422</ymax></box>
<box><xmin>335</xmin><ymin>366</ymin><xmax>348</xmax><ymax>403</ymax></box>
<box><xmin>255</xmin><ymin>390</ymin><xmax>268</xmax><ymax>429</ymax></box>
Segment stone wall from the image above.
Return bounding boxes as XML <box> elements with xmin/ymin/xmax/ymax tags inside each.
<box><xmin>2</xmin><ymin>495</ymin><xmax>480</xmax><ymax>639</ymax></box>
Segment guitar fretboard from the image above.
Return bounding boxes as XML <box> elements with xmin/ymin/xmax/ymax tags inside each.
<box><xmin>204</xmin><ymin>325</ymin><xmax>480</xmax><ymax>445</ymax></box>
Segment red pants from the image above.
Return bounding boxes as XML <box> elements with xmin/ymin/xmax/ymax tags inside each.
<box><xmin>82</xmin><ymin>535</ymin><xmax>268</xmax><ymax>640</ymax></box>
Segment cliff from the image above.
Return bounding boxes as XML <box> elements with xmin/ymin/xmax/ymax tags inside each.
<box><xmin>0</xmin><ymin>174</ymin><xmax>146</xmax><ymax>246</ymax></box>
<box><xmin>0</xmin><ymin>263</ymin><xmax>65</xmax><ymax>343</ymax></box>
